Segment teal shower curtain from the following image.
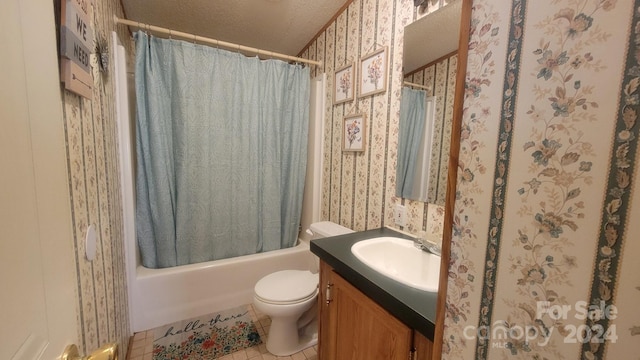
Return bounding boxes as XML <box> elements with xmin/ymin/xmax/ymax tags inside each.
<box><xmin>134</xmin><ymin>32</ymin><xmax>310</xmax><ymax>269</ymax></box>
<box><xmin>396</xmin><ymin>86</ymin><xmax>427</xmax><ymax>199</ymax></box>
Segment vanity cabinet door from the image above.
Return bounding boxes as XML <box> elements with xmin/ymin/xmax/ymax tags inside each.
<box><xmin>318</xmin><ymin>260</ymin><xmax>335</xmax><ymax>360</ymax></box>
<box><xmin>318</xmin><ymin>261</ymin><xmax>413</xmax><ymax>360</ymax></box>
<box><xmin>414</xmin><ymin>331</ymin><xmax>434</xmax><ymax>360</ymax></box>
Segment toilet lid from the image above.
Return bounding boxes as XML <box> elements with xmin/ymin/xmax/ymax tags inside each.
<box><xmin>255</xmin><ymin>270</ymin><xmax>319</xmax><ymax>304</ymax></box>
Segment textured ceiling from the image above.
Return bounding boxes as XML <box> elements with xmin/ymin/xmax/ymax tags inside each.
<box><xmin>120</xmin><ymin>0</ymin><xmax>348</xmax><ymax>56</ymax></box>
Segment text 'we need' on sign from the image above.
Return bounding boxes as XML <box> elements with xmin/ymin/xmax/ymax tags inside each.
<box><xmin>60</xmin><ymin>0</ymin><xmax>93</xmax><ymax>99</ymax></box>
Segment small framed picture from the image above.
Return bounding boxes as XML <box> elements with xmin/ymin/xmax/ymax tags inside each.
<box><xmin>342</xmin><ymin>113</ymin><xmax>366</xmax><ymax>152</ymax></box>
<box><xmin>333</xmin><ymin>63</ymin><xmax>355</xmax><ymax>105</ymax></box>
<box><xmin>359</xmin><ymin>47</ymin><xmax>388</xmax><ymax>98</ymax></box>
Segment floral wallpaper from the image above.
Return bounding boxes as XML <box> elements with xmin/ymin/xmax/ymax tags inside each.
<box><xmin>66</xmin><ymin>0</ymin><xmax>639</xmax><ymax>358</ymax></box>
<box><xmin>443</xmin><ymin>1</ymin><xmax>504</xmax><ymax>357</ymax></box>
<box><xmin>298</xmin><ymin>0</ymin><xmax>640</xmax><ymax>358</ymax></box>
<box><xmin>299</xmin><ymin>0</ymin><xmax>446</xmax><ymax>237</ymax></box>
<box><xmin>72</xmin><ymin>0</ymin><xmax>637</xmax><ymax>358</ymax></box>
<box><xmin>444</xmin><ymin>0</ymin><xmax>640</xmax><ymax>359</ymax></box>
<box><xmin>58</xmin><ymin>0</ymin><xmax>132</xmax><ymax>355</ymax></box>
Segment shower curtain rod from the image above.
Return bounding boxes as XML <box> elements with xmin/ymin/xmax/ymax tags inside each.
<box><xmin>113</xmin><ymin>16</ymin><xmax>322</xmax><ymax>67</ymax></box>
<box><xmin>403</xmin><ymin>81</ymin><xmax>431</xmax><ymax>91</ymax></box>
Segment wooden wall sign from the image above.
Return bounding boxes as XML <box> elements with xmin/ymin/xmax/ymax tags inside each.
<box><xmin>60</xmin><ymin>0</ymin><xmax>93</xmax><ymax>99</ymax></box>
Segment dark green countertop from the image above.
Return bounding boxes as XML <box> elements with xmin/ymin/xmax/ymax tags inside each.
<box><xmin>310</xmin><ymin>227</ymin><xmax>438</xmax><ymax>340</ymax></box>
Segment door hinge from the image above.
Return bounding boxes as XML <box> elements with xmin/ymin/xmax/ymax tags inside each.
<box><xmin>409</xmin><ymin>347</ymin><xmax>417</xmax><ymax>360</ymax></box>
<box><xmin>325</xmin><ymin>282</ymin><xmax>333</xmax><ymax>304</ymax></box>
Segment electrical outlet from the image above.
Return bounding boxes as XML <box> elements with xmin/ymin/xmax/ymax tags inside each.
<box><xmin>394</xmin><ymin>204</ymin><xmax>407</xmax><ymax>227</ymax></box>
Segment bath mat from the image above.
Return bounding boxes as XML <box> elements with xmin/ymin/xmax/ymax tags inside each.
<box><xmin>151</xmin><ymin>305</ymin><xmax>261</xmax><ymax>359</ymax></box>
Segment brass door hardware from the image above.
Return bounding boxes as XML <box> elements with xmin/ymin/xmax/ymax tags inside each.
<box><xmin>61</xmin><ymin>343</ymin><xmax>118</xmax><ymax>360</ymax></box>
<box><xmin>325</xmin><ymin>282</ymin><xmax>333</xmax><ymax>304</ymax></box>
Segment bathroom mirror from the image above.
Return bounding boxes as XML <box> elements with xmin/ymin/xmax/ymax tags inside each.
<box><xmin>397</xmin><ymin>0</ymin><xmax>462</xmax><ymax>205</ymax></box>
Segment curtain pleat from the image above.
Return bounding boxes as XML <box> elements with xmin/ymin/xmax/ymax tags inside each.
<box><xmin>135</xmin><ymin>32</ymin><xmax>310</xmax><ymax>268</ymax></box>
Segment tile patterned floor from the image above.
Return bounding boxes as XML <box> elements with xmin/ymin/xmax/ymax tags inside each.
<box><xmin>127</xmin><ymin>304</ymin><xmax>318</xmax><ymax>360</ymax></box>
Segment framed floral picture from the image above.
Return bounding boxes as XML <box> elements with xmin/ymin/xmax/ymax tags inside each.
<box><xmin>342</xmin><ymin>113</ymin><xmax>366</xmax><ymax>152</ymax></box>
<box><xmin>359</xmin><ymin>47</ymin><xmax>388</xmax><ymax>98</ymax></box>
<box><xmin>334</xmin><ymin>63</ymin><xmax>355</xmax><ymax>105</ymax></box>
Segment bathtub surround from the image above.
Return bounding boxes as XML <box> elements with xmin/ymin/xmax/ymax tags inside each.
<box><xmin>122</xmin><ymin>35</ymin><xmax>323</xmax><ymax>331</ymax></box>
<box><xmin>127</xmin><ymin>235</ymin><xmax>315</xmax><ymax>333</ymax></box>
<box><xmin>134</xmin><ymin>32</ymin><xmax>310</xmax><ymax>268</ymax></box>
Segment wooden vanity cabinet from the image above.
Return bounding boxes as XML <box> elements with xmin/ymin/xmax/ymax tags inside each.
<box><xmin>414</xmin><ymin>331</ymin><xmax>434</xmax><ymax>360</ymax></box>
<box><xmin>318</xmin><ymin>260</ymin><xmax>433</xmax><ymax>360</ymax></box>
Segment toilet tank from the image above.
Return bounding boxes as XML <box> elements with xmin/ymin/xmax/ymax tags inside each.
<box><xmin>309</xmin><ymin>221</ymin><xmax>354</xmax><ymax>239</ymax></box>
<box><xmin>304</xmin><ymin>221</ymin><xmax>353</xmax><ymax>273</ymax></box>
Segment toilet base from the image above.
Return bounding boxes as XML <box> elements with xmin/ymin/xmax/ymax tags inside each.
<box><xmin>265</xmin><ymin>318</ymin><xmax>318</xmax><ymax>356</ymax></box>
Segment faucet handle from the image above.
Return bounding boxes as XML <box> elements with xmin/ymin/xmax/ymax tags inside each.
<box><xmin>419</xmin><ymin>232</ymin><xmax>442</xmax><ymax>256</ymax></box>
<box><xmin>422</xmin><ymin>240</ymin><xmax>441</xmax><ymax>256</ymax></box>
<box><xmin>413</xmin><ymin>231</ymin><xmax>427</xmax><ymax>248</ymax></box>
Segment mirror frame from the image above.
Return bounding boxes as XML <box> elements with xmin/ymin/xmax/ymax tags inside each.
<box><xmin>432</xmin><ymin>0</ymin><xmax>472</xmax><ymax>358</ymax></box>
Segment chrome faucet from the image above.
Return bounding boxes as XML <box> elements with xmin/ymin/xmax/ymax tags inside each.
<box><xmin>412</xmin><ymin>232</ymin><xmax>442</xmax><ymax>256</ymax></box>
<box><xmin>417</xmin><ymin>240</ymin><xmax>441</xmax><ymax>256</ymax></box>
<box><xmin>384</xmin><ymin>226</ymin><xmax>442</xmax><ymax>256</ymax></box>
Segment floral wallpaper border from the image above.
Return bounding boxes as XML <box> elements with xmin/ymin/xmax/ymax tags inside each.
<box><xmin>582</xmin><ymin>3</ymin><xmax>640</xmax><ymax>359</ymax></box>
<box><xmin>474</xmin><ymin>0</ymin><xmax>524</xmax><ymax>358</ymax></box>
<box><xmin>497</xmin><ymin>1</ymin><xmax>620</xmax><ymax>357</ymax></box>
<box><xmin>448</xmin><ymin>0</ymin><xmax>637</xmax><ymax>358</ymax></box>
<box><xmin>442</xmin><ymin>1</ymin><xmax>504</xmax><ymax>358</ymax></box>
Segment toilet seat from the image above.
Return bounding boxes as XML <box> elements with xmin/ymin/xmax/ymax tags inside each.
<box><xmin>255</xmin><ymin>270</ymin><xmax>319</xmax><ymax>305</ymax></box>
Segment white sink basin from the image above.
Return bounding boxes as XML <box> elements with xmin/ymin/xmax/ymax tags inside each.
<box><xmin>350</xmin><ymin>237</ymin><xmax>440</xmax><ymax>292</ymax></box>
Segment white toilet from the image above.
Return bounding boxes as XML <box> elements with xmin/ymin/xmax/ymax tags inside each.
<box><xmin>253</xmin><ymin>221</ymin><xmax>354</xmax><ymax>356</ymax></box>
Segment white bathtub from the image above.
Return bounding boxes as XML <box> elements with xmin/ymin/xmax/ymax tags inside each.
<box><xmin>113</xmin><ymin>33</ymin><xmax>327</xmax><ymax>333</ymax></box>
<box><xmin>129</xmin><ymin>240</ymin><xmax>316</xmax><ymax>332</ymax></box>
